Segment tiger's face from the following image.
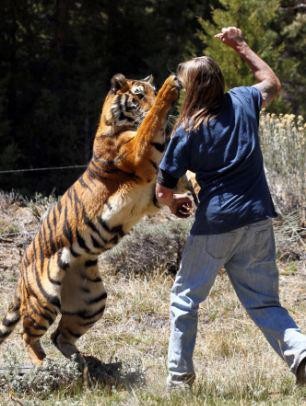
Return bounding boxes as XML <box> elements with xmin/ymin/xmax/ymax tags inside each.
<box><xmin>107</xmin><ymin>73</ymin><xmax>156</xmax><ymax>130</ymax></box>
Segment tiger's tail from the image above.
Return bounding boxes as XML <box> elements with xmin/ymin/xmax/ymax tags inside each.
<box><xmin>0</xmin><ymin>283</ymin><xmax>21</xmax><ymax>345</ymax></box>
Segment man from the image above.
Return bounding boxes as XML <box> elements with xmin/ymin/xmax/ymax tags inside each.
<box><xmin>156</xmin><ymin>26</ymin><xmax>306</xmax><ymax>389</ymax></box>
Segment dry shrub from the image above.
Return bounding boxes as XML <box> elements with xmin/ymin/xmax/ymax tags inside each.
<box><xmin>260</xmin><ymin>113</ymin><xmax>305</xmax><ymax>223</ymax></box>
<box><xmin>0</xmin><ymin>354</ymin><xmax>81</xmax><ymax>397</ymax></box>
<box><xmin>273</xmin><ymin>211</ymin><xmax>305</xmax><ymax>262</ymax></box>
<box><xmin>100</xmin><ymin>216</ymin><xmax>193</xmax><ymax>276</ymax></box>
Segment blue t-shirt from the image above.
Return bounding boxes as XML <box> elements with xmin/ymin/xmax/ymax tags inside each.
<box><xmin>159</xmin><ymin>86</ymin><xmax>277</xmax><ymax>235</ymax></box>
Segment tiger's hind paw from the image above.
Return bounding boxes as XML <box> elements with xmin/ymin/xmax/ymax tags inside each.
<box><xmin>24</xmin><ymin>341</ymin><xmax>46</xmax><ymax>366</ymax></box>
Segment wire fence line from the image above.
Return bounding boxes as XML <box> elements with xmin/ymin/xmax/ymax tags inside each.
<box><xmin>0</xmin><ymin>165</ymin><xmax>87</xmax><ymax>175</ymax></box>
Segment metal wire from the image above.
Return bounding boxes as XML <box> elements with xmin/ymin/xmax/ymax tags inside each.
<box><xmin>0</xmin><ymin>165</ymin><xmax>87</xmax><ymax>175</ymax></box>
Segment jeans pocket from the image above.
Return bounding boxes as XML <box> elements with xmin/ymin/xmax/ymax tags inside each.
<box><xmin>253</xmin><ymin>227</ymin><xmax>275</xmax><ymax>261</ymax></box>
<box><xmin>205</xmin><ymin>233</ymin><xmax>236</xmax><ymax>260</ymax></box>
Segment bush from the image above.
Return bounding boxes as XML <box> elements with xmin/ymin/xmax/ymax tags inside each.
<box><xmin>260</xmin><ymin>113</ymin><xmax>305</xmax><ymax>223</ymax></box>
<box><xmin>100</xmin><ymin>216</ymin><xmax>193</xmax><ymax>276</ymax></box>
<box><xmin>0</xmin><ymin>354</ymin><xmax>81</xmax><ymax>397</ymax></box>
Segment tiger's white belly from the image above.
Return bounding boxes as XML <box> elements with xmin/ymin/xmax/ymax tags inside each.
<box><xmin>59</xmin><ymin>181</ymin><xmax>159</xmax><ymax>262</ymax></box>
<box><xmin>102</xmin><ymin>181</ymin><xmax>158</xmax><ymax>232</ymax></box>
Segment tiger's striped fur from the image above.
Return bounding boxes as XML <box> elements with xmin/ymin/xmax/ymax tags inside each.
<box><xmin>0</xmin><ymin>74</ymin><xmax>185</xmax><ymax>365</ymax></box>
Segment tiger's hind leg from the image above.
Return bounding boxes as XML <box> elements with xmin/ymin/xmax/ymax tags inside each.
<box><xmin>21</xmin><ymin>296</ymin><xmax>58</xmax><ymax>365</ymax></box>
<box><xmin>21</xmin><ymin>254</ymin><xmax>65</xmax><ymax>365</ymax></box>
<box><xmin>51</xmin><ymin>258</ymin><xmax>107</xmax><ymax>363</ymax></box>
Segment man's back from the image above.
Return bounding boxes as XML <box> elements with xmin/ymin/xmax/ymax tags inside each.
<box><xmin>159</xmin><ymin>86</ymin><xmax>277</xmax><ymax>234</ymax></box>
<box><xmin>189</xmin><ymin>86</ymin><xmax>277</xmax><ymax>234</ymax></box>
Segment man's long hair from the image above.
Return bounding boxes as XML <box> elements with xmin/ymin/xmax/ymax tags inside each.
<box><xmin>176</xmin><ymin>56</ymin><xmax>225</xmax><ymax>131</ymax></box>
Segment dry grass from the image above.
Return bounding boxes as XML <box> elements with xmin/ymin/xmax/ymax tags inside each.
<box><xmin>0</xmin><ymin>264</ymin><xmax>305</xmax><ymax>405</ymax></box>
<box><xmin>0</xmin><ymin>203</ymin><xmax>305</xmax><ymax>404</ymax></box>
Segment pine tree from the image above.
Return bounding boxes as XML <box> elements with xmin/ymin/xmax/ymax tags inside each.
<box><xmin>198</xmin><ymin>0</ymin><xmax>283</xmax><ymax>95</ymax></box>
<box><xmin>276</xmin><ymin>1</ymin><xmax>306</xmax><ymax>115</ymax></box>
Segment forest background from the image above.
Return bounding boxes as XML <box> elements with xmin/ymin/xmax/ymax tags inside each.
<box><xmin>0</xmin><ymin>0</ymin><xmax>305</xmax><ymax>194</ymax></box>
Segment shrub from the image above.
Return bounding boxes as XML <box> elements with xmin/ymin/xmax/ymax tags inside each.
<box><xmin>100</xmin><ymin>216</ymin><xmax>193</xmax><ymax>276</ymax></box>
<box><xmin>260</xmin><ymin>113</ymin><xmax>305</xmax><ymax>223</ymax></box>
<box><xmin>0</xmin><ymin>354</ymin><xmax>81</xmax><ymax>397</ymax></box>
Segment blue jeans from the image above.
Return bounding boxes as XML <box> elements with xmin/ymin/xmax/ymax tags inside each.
<box><xmin>168</xmin><ymin>219</ymin><xmax>306</xmax><ymax>383</ymax></box>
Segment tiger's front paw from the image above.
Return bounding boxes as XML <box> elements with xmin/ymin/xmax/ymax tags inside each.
<box><xmin>159</xmin><ymin>75</ymin><xmax>181</xmax><ymax>103</ymax></box>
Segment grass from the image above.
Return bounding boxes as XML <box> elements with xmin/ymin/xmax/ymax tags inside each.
<box><xmin>0</xmin><ymin>233</ymin><xmax>305</xmax><ymax>404</ymax></box>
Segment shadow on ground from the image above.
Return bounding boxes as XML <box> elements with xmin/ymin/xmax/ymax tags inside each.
<box><xmin>82</xmin><ymin>355</ymin><xmax>145</xmax><ymax>389</ymax></box>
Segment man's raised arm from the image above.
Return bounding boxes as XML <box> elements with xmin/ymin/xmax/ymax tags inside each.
<box><xmin>215</xmin><ymin>26</ymin><xmax>281</xmax><ymax>107</ymax></box>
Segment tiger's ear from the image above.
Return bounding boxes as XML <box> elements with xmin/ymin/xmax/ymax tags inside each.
<box><xmin>111</xmin><ymin>73</ymin><xmax>128</xmax><ymax>92</ymax></box>
<box><xmin>142</xmin><ymin>74</ymin><xmax>154</xmax><ymax>85</ymax></box>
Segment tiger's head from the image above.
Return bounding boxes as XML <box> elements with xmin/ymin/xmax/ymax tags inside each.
<box><xmin>100</xmin><ymin>73</ymin><xmax>156</xmax><ymax>135</ymax></box>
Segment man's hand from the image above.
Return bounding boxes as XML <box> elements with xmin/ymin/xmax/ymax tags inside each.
<box><xmin>170</xmin><ymin>194</ymin><xmax>193</xmax><ymax>218</ymax></box>
<box><xmin>156</xmin><ymin>183</ymin><xmax>193</xmax><ymax>218</ymax></box>
<box><xmin>214</xmin><ymin>27</ymin><xmax>245</xmax><ymax>49</ymax></box>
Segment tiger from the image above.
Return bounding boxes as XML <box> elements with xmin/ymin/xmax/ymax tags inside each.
<box><xmin>0</xmin><ymin>73</ymin><xmax>190</xmax><ymax>366</ymax></box>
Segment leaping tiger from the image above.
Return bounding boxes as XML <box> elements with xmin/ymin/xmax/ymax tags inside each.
<box><xmin>0</xmin><ymin>74</ymin><xmax>188</xmax><ymax>365</ymax></box>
